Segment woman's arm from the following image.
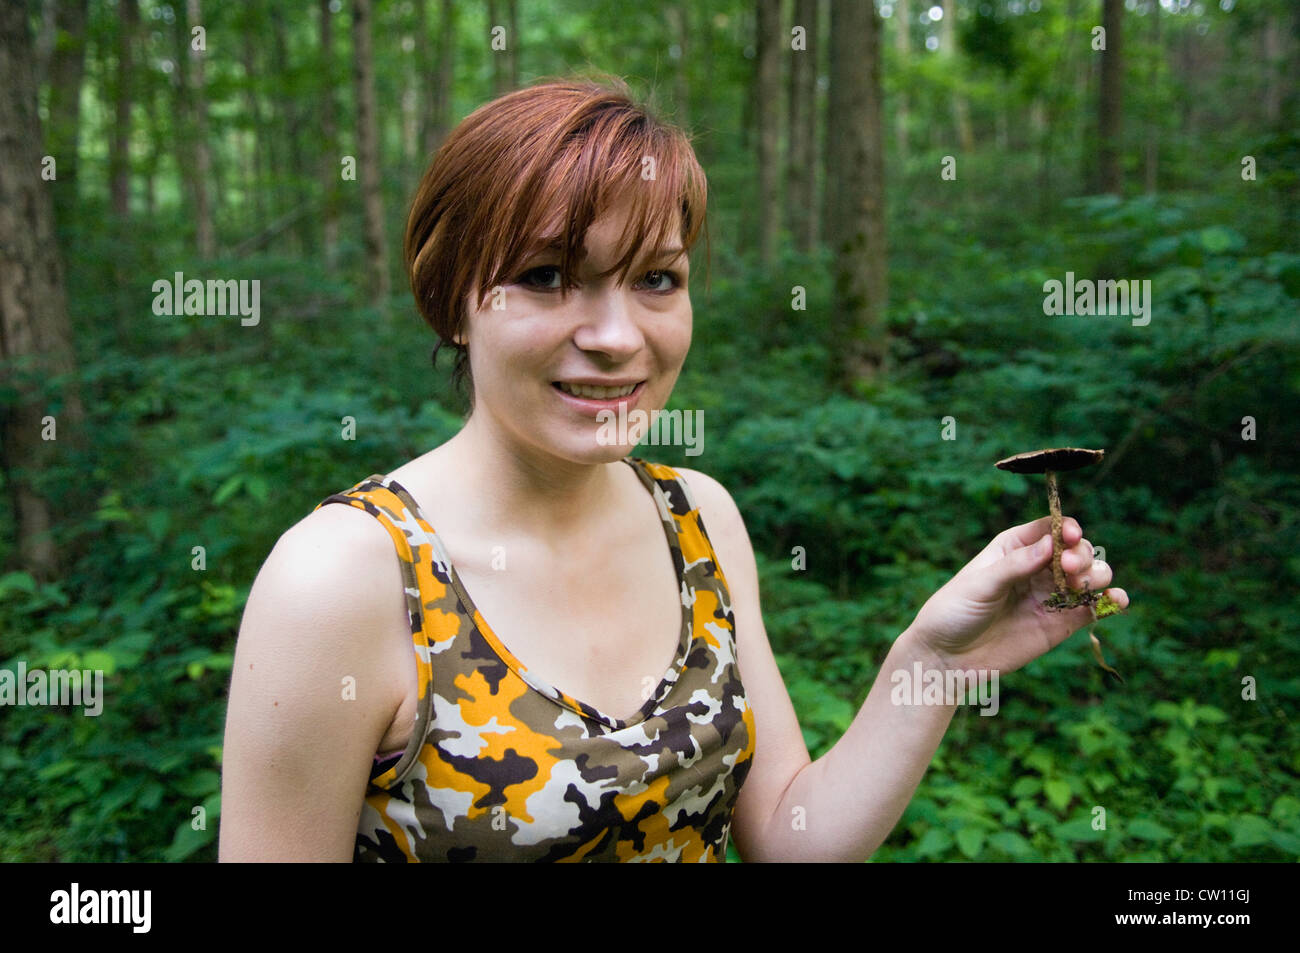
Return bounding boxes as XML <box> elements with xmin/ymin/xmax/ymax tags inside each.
<box><xmin>218</xmin><ymin>507</ymin><xmax>413</xmax><ymax>862</ymax></box>
<box><xmin>677</xmin><ymin>468</ymin><xmax>1122</xmax><ymax>862</ymax></box>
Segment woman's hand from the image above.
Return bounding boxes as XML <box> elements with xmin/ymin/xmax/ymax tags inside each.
<box><xmin>907</xmin><ymin>515</ymin><xmax>1129</xmax><ymax>675</ymax></box>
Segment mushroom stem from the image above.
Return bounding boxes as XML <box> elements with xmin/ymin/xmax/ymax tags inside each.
<box><xmin>1046</xmin><ymin>470</ymin><xmax>1066</xmax><ymax>592</ymax></box>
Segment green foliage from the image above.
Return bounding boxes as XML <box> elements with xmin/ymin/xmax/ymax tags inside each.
<box><xmin>5</xmin><ymin>0</ymin><xmax>1297</xmax><ymax>864</ymax></box>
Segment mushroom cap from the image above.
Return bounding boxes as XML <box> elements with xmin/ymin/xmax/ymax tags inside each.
<box><xmin>994</xmin><ymin>447</ymin><xmax>1105</xmax><ymax>474</ymax></box>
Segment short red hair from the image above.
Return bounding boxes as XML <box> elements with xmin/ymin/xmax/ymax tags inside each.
<box><xmin>403</xmin><ymin>74</ymin><xmax>709</xmax><ymax>403</ymax></box>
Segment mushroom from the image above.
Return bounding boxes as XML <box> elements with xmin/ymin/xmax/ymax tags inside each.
<box><xmin>995</xmin><ymin>447</ymin><xmax>1105</xmax><ymax>610</ymax></box>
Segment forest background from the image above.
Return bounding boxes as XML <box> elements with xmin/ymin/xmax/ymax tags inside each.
<box><xmin>0</xmin><ymin>0</ymin><xmax>1297</xmax><ymax>862</ymax></box>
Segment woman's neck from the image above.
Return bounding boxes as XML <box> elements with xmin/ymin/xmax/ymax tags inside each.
<box><xmin>427</xmin><ymin>409</ymin><xmax>625</xmax><ymax>542</ymax></box>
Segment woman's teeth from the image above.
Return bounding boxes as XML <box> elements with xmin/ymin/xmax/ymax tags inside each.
<box><xmin>556</xmin><ymin>381</ymin><xmax>638</xmax><ymax>399</ymax></box>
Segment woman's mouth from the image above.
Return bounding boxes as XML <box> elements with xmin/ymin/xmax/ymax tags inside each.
<box><xmin>551</xmin><ymin>379</ymin><xmax>646</xmax><ymax>415</ymax></box>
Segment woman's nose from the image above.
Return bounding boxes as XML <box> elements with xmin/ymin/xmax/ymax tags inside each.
<box><xmin>572</xmin><ymin>288</ymin><xmax>645</xmax><ymax>358</ymax></box>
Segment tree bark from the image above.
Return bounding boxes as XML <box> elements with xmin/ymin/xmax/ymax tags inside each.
<box><xmin>353</xmin><ymin>0</ymin><xmax>390</xmax><ymax>309</ymax></box>
<box><xmin>755</xmin><ymin>0</ymin><xmax>781</xmax><ymax>265</ymax></box>
<box><xmin>828</xmin><ymin>0</ymin><xmax>888</xmax><ymax>383</ymax></box>
<box><xmin>488</xmin><ymin>0</ymin><xmax>509</xmax><ymax>96</ymax></box>
<box><xmin>667</xmin><ymin>1</ymin><xmax>690</xmax><ymax>127</ymax></box>
<box><xmin>320</xmin><ymin>0</ymin><xmax>339</xmax><ymax>262</ymax></box>
<box><xmin>0</xmin><ymin>0</ymin><xmax>87</xmax><ymax>579</ymax></box>
<box><xmin>1143</xmin><ymin>1</ymin><xmax>1159</xmax><ymax>194</ymax></box>
<box><xmin>787</xmin><ymin>0</ymin><xmax>817</xmax><ymax>253</ymax></box>
<box><xmin>894</xmin><ymin>0</ymin><xmax>910</xmax><ymax>162</ymax></box>
<box><xmin>941</xmin><ymin>0</ymin><xmax>974</xmax><ymax>153</ymax></box>
<box><xmin>240</xmin><ymin>21</ymin><xmax>266</xmax><ymax>229</ymax></box>
<box><xmin>421</xmin><ymin>0</ymin><xmax>456</xmax><ymax>157</ymax></box>
<box><xmin>1098</xmin><ymin>0</ymin><xmax>1124</xmax><ymax>195</ymax></box>
<box><xmin>110</xmin><ymin>0</ymin><xmax>139</xmax><ymax>220</ymax></box>
<box><xmin>186</xmin><ymin>0</ymin><xmax>215</xmax><ymax>256</ymax></box>
<box><xmin>45</xmin><ymin>0</ymin><xmax>88</xmax><ymax>228</ymax></box>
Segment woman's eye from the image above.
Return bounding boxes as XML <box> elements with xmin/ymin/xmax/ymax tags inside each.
<box><xmin>519</xmin><ymin>266</ymin><xmax>563</xmax><ymax>290</ymax></box>
<box><xmin>638</xmin><ymin>270</ymin><xmax>680</xmax><ymax>293</ymax></box>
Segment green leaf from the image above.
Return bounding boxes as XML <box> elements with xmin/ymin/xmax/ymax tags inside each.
<box><xmin>1011</xmin><ymin>777</ymin><xmax>1042</xmax><ymax>798</ymax></box>
<box><xmin>82</xmin><ymin>650</ymin><xmax>116</xmax><ymax>676</ymax></box>
<box><xmin>164</xmin><ymin>815</ymin><xmax>217</xmax><ymax>861</ymax></box>
<box><xmin>955</xmin><ymin>827</ymin><xmax>986</xmax><ymax>859</ymax></box>
<box><xmin>915</xmin><ymin>828</ymin><xmax>953</xmax><ymax>858</ymax></box>
<box><xmin>1128</xmin><ymin>819</ymin><xmax>1174</xmax><ymax>842</ymax></box>
<box><xmin>1044</xmin><ymin>779</ymin><xmax>1071</xmax><ymax>812</ymax></box>
<box><xmin>988</xmin><ymin>831</ymin><xmax>1034</xmax><ymax>857</ymax></box>
<box><xmin>1055</xmin><ymin>817</ymin><xmax>1105</xmax><ymax>842</ymax></box>
<box><xmin>36</xmin><ymin>760</ymin><xmax>80</xmax><ymax>782</ymax></box>
<box><xmin>1229</xmin><ymin>814</ymin><xmax>1274</xmax><ymax>848</ymax></box>
<box><xmin>213</xmin><ymin>474</ymin><xmax>243</xmax><ymax>505</ymax></box>
<box><xmin>175</xmin><ymin>770</ymin><xmax>221</xmax><ymax>799</ymax></box>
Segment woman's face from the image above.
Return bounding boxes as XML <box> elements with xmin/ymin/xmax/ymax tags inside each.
<box><xmin>460</xmin><ymin>198</ymin><xmax>692</xmax><ymax>467</ymax></box>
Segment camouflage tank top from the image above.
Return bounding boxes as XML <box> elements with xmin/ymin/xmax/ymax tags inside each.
<box><xmin>313</xmin><ymin>456</ymin><xmax>756</xmax><ymax>862</ymax></box>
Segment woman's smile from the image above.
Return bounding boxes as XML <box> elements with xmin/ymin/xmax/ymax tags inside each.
<box><xmin>551</xmin><ymin>379</ymin><xmax>647</xmax><ymax>416</ymax></box>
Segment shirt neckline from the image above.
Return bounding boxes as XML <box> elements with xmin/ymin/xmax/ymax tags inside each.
<box><xmin>380</xmin><ymin>456</ymin><xmax>694</xmax><ymax>731</ymax></box>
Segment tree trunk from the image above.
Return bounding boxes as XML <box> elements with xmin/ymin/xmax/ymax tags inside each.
<box><xmin>894</xmin><ymin>0</ymin><xmax>910</xmax><ymax>162</ymax></box>
<box><xmin>1097</xmin><ymin>0</ymin><xmax>1123</xmax><ymax>195</ymax></box>
<box><xmin>0</xmin><ymin>0</ymin><xmax>87</xmax><ymax>580</ymax></box>
<box><xmin>110</xmin><ymin>0</ymin><xmax>139</xmax><ymax>220</ymax></box>
<box><xmin>755</xmin><ymin>0</ymin><xmax>781</xmax><ymax>266</ymax></box>
<box><xmin>1262</xmin><ymin>14</ymin><xmax>1282</xmax><ymax>125</ymax></box>
<box><xmin>488</xmin><ymin>0</ymin><xmax>508</xmax><ymax>96</ymax></box>
<box><xmin>240</xmin><ymin>23</ymin><xmax>266</xmax><ymax>229</ymax></box>
<box><xmin>787</xmin><ymin>0</ymin><xmax>817</xmax><ymax>254</ymax></box>
<box><xmin>828</xmin><ymin>0</ymin><xmax>888</xmax><ymax>383</ymax></box>
<box><xmin>421</xmin><ymin>0</ymin><xmax>457</xmax><ymax>156</ymax></box>
<box><xmin>271</xmin><ymin>5</ymin><xmax>311</xmax><ymax>254</ymax></box>
<box><xmin>35</xmin><ymin>0</ymin><xmax>56</xmax><ymax>89</ymax></box>
<box><xmin>506</xmin><ymin>0</ymin><xmax>518</xmax><ymax>90</ymax></box>
<box><xmin>1143</xmin><ymin>2</ymin><xmax>1159</xmax><ymax>194</ymax></box>
<box><xmin>45</xmin><ymin>0</ymin><xmax>89</xmax><ymax>229</ymax></box>
<box><xmin>353</xmin><ymin>0</ymin><xmax>390</xmax><ymax>310</ymax></box>
<box><xmin>667</xmin><ymin>1</ymin><xmax>690</xmax><ymax>127</ymax></box>
<box><xmin>941</xmin><ymin>0</ymin><xmax>974</xmax><ymax>153</ymax></box>
<box><xmin>187</xmin><ymin>0</ymin><xmax>215</xmax><ymax>257</ymax></box>
<box><xmin>320</xmin><ymin>0</ymin><xmax>339</xmax><ymax>262</ymax></box>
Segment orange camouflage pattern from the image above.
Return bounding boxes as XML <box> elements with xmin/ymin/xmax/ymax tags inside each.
<box><xmin>313</xmin><ymin>457</ymin><xmax>755</xmax><ymax>861</ymax></box>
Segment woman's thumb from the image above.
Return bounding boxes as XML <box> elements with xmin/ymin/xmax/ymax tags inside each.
<box><xmin>994</xmin><ymin>533</ymin><xmax>1054</xmax><ymax>589</ymax></box>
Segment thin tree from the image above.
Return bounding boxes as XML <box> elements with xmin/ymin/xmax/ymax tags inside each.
<box><xmin>186</xmin><ymin>0</ymin><xmax>215</xmax><ymax>256</ymax></box>
<box><xmin>940</xmin><ymin>0</ymin><xmax>974</xmax><ymax>153</ymax></box>
<box><xmin>421</xmin><ymin>0</ymin><xmax>456</xmax><ymax>158</ymax></box>
<box><xmin>787</xmin><ymin>0</ymin><xmax>817</xmax><ymax>254</ymax></box>
<box><xmin>353</xmin><ymin>0</ymin><xmax>391</xmax><ymax>309</ymax></box>
<box><xmin>827</xmin><ymin>0</ymin><xmax>888</xmax><ymax>383</ymax></box>
<box><xmin>45</xmin><ymin>0</ymin><xmax>89</xmax><ymax>228</ymax></box>
<box><xmin>1097</xmin><ymin>0</ymin><xmax>1123</xmax><ymax>195</ymax></box>
<box><xmin>320</xmin><ymin>0</ymin><xmax>340</xmax><ymax>262</ymax></box>
<box><xmin>0</xmin><ymin>0</ymin><xmax>86</xmax><ymax>579</ymax></box>
<box><xmin>894</xmin><ymin>0</ymin><xmax>911</xmax><ymax>162</ymax></box>
<box><xmin>110</xmin><ymin>0</ymin><xmax>139</xmax><ymax>220</ymax></box>
<box><xmin>756</xmin><ymin>0</ymin><xmax>781</xmax><ymax>266</ymax></box>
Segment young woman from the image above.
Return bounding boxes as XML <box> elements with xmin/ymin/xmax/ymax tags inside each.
<box><xmin>218</xmin><ymin>77</ymin><xmax>1126</xmax><ymax>862</ymax></box>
